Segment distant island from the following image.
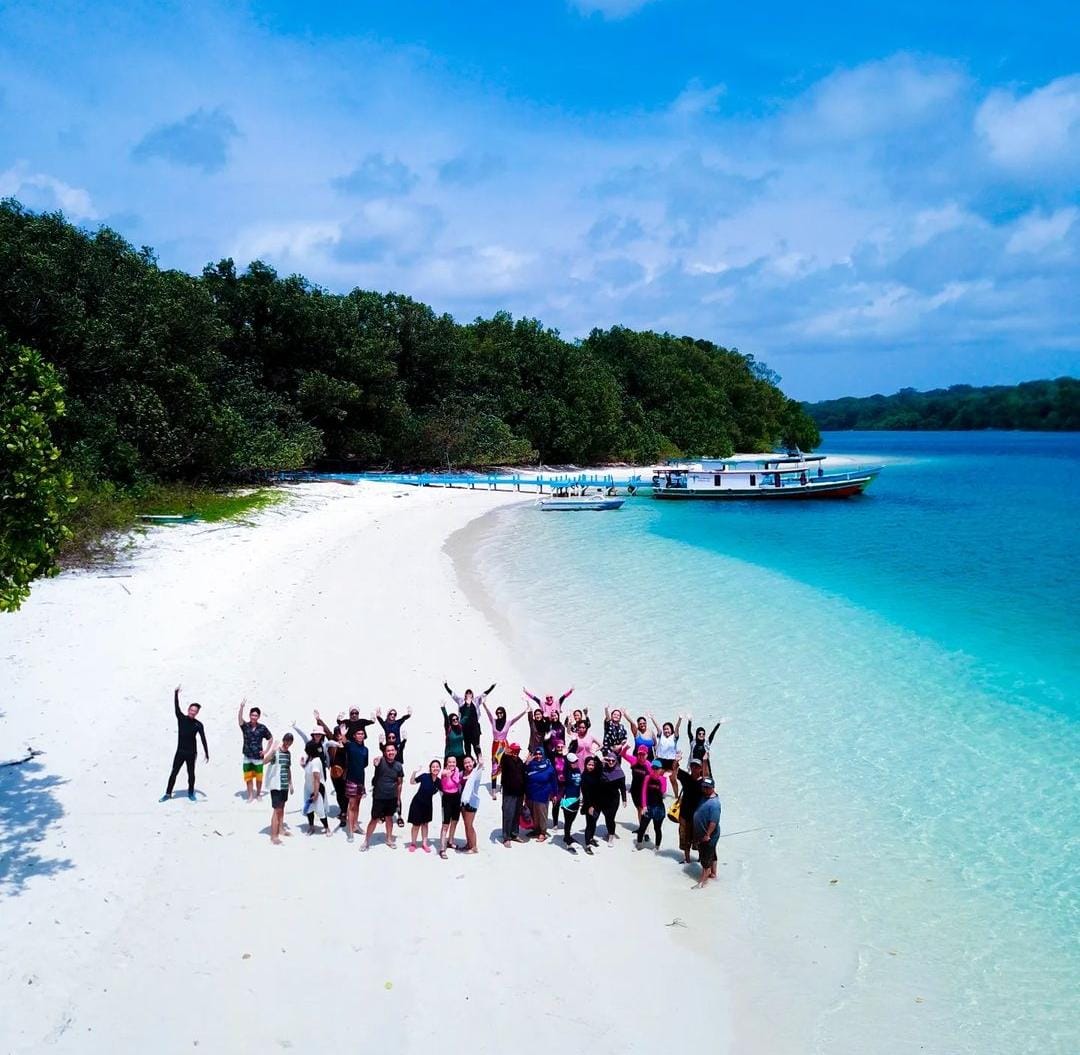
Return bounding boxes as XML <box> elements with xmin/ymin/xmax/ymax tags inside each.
<box><xmin>805</xmin><ymin>379</ymin><xmax>1079</xmax><ymax>432</ymax></box>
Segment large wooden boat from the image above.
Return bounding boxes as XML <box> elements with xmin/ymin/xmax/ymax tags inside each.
<box><xmin>651</xmin><ymin>452</ymin><xmax>881</xmax><ymax>500</ymax></box>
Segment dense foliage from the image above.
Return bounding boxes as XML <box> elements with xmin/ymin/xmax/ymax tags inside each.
<box><xmin>1</xmin><ymin>199</ymin><xmax>818</xmax><ymax>486</ymax></box>
<box><xmin>805</xmin><ymin>380</ymin><xmax>1080</xmax><ymax>432</ymax></box>
<box><xmin>0</xmin><ymin>334</ymin><xmax>72</xmax><ymax>611</ymax></box>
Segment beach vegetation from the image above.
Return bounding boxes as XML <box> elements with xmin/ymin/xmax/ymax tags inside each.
<box><xmin>0</xmin><ymin>334</ymin><xmax>73</xmax><ymax>610</ymax></box>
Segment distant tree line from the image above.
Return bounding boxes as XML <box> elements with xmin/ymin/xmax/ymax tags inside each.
<box><xmin>1</xmin><ymin>198</ymin><xmax>818</xmax><ymax>484</ymax></box>
<box><xmin>805</xmin><ymin>380</ymin><xmax>1079</xmax><ymax>432</ymax></box>
<box><xmin>0</xmin><ymin>198</ymin><xmax>820</xmax><ymax>605</ymax></box>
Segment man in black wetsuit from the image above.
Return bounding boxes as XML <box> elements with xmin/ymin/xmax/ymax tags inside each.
<box><xmin>161</xmin><ymin>686</ymin><xmax>209</xmax><ymax>801</ymax></box>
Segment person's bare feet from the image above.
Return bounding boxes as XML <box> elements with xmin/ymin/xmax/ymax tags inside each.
<box><xmin>271</xmin><ymin>837</ymin><xmax>282</xmax><ymax>846</ymax></box>
<box><xmin>502</xmin><ymin>839</ymin><xmax>512</xmax><ymax>848</ymax></box>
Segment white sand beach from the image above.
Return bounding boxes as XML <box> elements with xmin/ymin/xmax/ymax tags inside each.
<box><xmin>0</xmin><ymin>481</ymin><xmax>854</xmax><ymax>1054</ymax></box>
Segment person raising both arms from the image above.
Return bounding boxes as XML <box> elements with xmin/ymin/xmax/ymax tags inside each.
<box><xmin>363</xmin><ymin>742</ymin><xmax>404</xmax><ymax>851</ymax></box>
<box><xmin>631</xmin><ymin>715</ymin><xmax>656</xmax><ymax>760</ymax></box>
<box><xmin>238</xmin><ymin>699</ymin><xmax>272</xmax><ymax>801</ymax></box>
<box><xmin>344</xmin><ymin>707</ymin><xmax>376</xmax><ymax>738</ymax></box>
<box><xmin>568</xmin><ymin>705</ymin><xmax>591</xmax><ymax>732</ymax></box>
<box><xmin>406</xmin><ymin>760</ymin><xmax>442</xmax><ymax>853</ymax></box>
<box><xmin>602</xmin><ymin>707</ymin><xmax>628</xmax><ymax>753</ymax></box>
<box><xmin>650</xmin><ymin>713</ymin><xmax>684</xmax><ymax>784</ymax></box>
<box><xmin>263</xmin><ymin>733</ymin><xmax>294</xmax><ymax>845</ymax></box>
<box><xmin>481</xmin><ymin>698</ymin><xmax>526</xmax><ymax>799</ymax></box>
<box><xmin>444</xmin><ymin>681</ymin><xmax>495</xmax><ymax>762</ymax></box>
<box><xmin>161</xmin><ymin>686</ymin><xmax>209</xmax><ymax>802</ymax></box>
<box><xmin>687</xmin><ymin>715</ymin><xmax>730</xmax><ymax>780</ymax></box>
<box><xmin>525</xmin><ymin>705</ymin><xmax>553</xmax><ymax>756</ymax></box>
<box><xmin>523</xmin><ymin>685</ymin><xmax>573</xmax><ymax>722</ymax></box>
<box><xmin>376</xmin><ymin>706</ymin><xmax>412</xmax><ymax>759</ymax></box>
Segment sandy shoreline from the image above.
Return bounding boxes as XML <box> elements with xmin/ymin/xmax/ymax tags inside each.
<box><xmin>0</xmin><ymin>479</ymin><xmax>863</xmax><ymax>1053</ymax></box>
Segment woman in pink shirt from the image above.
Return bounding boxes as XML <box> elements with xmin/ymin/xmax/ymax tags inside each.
<box><xmin>438</xmin><ymin>756</ymin><xmax>464</xmax><ymax>859</ymax></box>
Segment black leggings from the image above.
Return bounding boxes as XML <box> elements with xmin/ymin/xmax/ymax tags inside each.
<box><xmin>307</xmin><ymin>812</ymin><xmax>330</xmax><ymax>831</ymax></box>
<box><xmin>601</xmin><ymin>794</ymin><xmax>620</xmax><ymax>838</ymax></box>
<box><xmin>583</xmin><ymin>806</ymin><xmax>599</xmax><ymax>844</ymax></box>
<box><xmin>166</xmin><ymin>750</ymin><xmax>196</xmax><ymax>795</ymax></box>
<box><xmin>637</xmin><ymin>806</ymin><xmax>664</xmax><ymax>848</ymax></box>
<box><xmin>463</xmin><ymin>726</ymin><xmax>481</xmax><ymax>759</ymax></box>
<box><xmin>332</xmin><ymin>775</ymin><xmax>348</xmax><ymax>819</ymax></box>
<box><xmin>562</xmin><ymin>803</ymin><xmax>579</xmax><ymax>842</ymax></box>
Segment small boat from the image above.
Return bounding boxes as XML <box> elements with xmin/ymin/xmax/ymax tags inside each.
<box><xmin>536</xmin><ymin>490</ymin><xmax>625</xmax><ymax>511</ymax></box>
<box><xmin>651</xmin><ymin>450</ymin><xmax>882</xmax><ymax>500</ymax></box>
<box><xmin>138</xmin><ymin>513</ymin><xmax>199</xmax><ymax>523</ymax></box>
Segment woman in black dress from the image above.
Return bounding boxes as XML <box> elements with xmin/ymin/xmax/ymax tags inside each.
<box><xmin>406</xmin><ymin>759</ymin><xmax>442</xmax><ymax>853</ymax></box>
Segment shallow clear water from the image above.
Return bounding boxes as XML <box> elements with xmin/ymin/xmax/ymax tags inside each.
<box><xmin>469</xmin><ymin>432</ymin><xmax>1080</xmax><ymax>1053</ymax></box>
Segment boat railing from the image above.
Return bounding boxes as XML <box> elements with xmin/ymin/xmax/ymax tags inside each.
<box><xmin>281</xmin><ymin>470</ymin><xmax>644</xmax><ymax>493</ymax></box>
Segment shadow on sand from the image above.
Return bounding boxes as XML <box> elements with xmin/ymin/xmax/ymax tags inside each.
<box><xmin>0</xmin><ymin>735</ymin><xmax>73</xmax><ymax>894</ymax></box>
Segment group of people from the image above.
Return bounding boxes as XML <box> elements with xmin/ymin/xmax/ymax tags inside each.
<box><xmin>161</xmin><ymin>682</ymin><xmax>727</xmax><ymax>887</ymax></box>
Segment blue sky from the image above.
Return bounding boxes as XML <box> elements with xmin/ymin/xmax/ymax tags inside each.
<box><xmin>1</xmin><ymin>0</ymin><xmax>1077</xmax><ymax>399</ymax></box>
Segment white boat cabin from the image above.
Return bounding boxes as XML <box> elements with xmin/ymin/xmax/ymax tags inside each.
<box><xmin>653</xmin><ymin>453</ymin><xmax>828</xmax><ymax>493</ymax></box>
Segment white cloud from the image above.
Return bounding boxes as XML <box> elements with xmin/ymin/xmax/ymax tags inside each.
<box><xmin>976</xmin><ymin>74</ymin><xmax>1080</xmax><ymax>172</ymax></box>
<box><xmin>786</xmin><ymin>54</ymin><xmax>966</xmax><ymax>142</ymax></box>
<box><xmin>670</xmin><ymin>80</ymin><xmax>725</xmax><ymax>118</ymax></box>
<box><xmin>1006</xmin><ymin>207</ymin><xmax>1078</xmax><ymax>254</ymax></box>
<box><xmin>0</xmin><ymin>163</ymin><xmax>97</xmax><ymax>220</ymax></box>
<box><xmin>568</xmin><ymin>0</ymin><xmax>658</xmax><ymax>19</ymax></box>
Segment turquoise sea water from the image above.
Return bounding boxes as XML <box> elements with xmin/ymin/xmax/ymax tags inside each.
<box><xmin>468</xmin><ymin>432</ymin><xmax>1079</xmax><ymax>1053</ymax></box>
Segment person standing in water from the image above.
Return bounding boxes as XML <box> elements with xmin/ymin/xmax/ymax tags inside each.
<box><xmin>693</xmin><ymin>779</ymin><xmax>721</xmax><ymax>888</ymax></box>
<box><xmin>444</xmin><ymin>682</ymin><xmax>495</xmax><ymax>762</ymax></box>
<box><xmin>459</xmin><ymin>755</ymin><xmax>485</xmax><ymax>854</ymax></box>
<box><xmin>481</xmin><ymin>698</ymin><xmax>525</xmax><ymax>798</ymax></box>
<box><xmin>263</xmin><ymin>733</ymin><xmax>294</xmax><ymax>845</ymax></box>
<box><xmin>438</xmin><ymin>755</ymin><xmax>464</xmax><ymax>858</ymax></box>
<box><xmin>238</xmin><ymin>700</ymin><xmax>272</xmax><ymax>801</ymax></box>
<box><xmin>498</xmin><ymin>744</ymin><xmax>527</xmax><ymax>846</ymax></box>
<box><xmin>162</xmin><ymin>686</ymin><xmax>209</xmax><ymax>802</ymax></box>
<box><xmin>363</xmin><ymin>742</ymin><xmax>404</xmax><ymax>851</ymax></box>
<box><xmin>302</xmin><ymin>741</ymin><xmax>330</xmax><ymax>836</ymax></box>
<box><xmin>406</xmin><ymin>760</ymin><xmax>442</xmax><ymax>853</ymax></box>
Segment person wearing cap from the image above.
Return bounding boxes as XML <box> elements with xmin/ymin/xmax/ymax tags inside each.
<box><xmin>524</xmin><ymin>747</ymin><xmax>559</xmax><ymax>842</ymax></box>
<box><xmin>498</xmin><ymin>743</ymin><xmax>526</xmax><ymax>845</ymax></box>
<box><xmin>301</xmin><ymin>740</ymin><xmax>330</xmax><ymax>836</ymax></box>
<box><xmin>676</xmin><ymin>758</ymin><xmax>706</xmax><ymax>864</ymax></box>
<box><xmin>635</xmin><ymin>759</ymin><xmax>669</xmax><ymax>851</ymax></box>
<box><xmin>292</xmin><ymin>710</ymin><xmax>334</xmax><ymax>767</ymax></box>
<box><xmin>238</xmin><ymin>698</ymin><xmax>272</xmax><ymax>802</ymax></box>
<box><xmin>692</xmin><ymin>779</ymin><xmax>721</xmax><ymax>888</ymax></box>
<box><xmin>558</xmin><ymin>752</ymin><xmax>583</xmax><ymax>851</ymax></box>
<box><xmin>262</xmin><ymin>733</ymin><xmax>294</xmax><ymax>845</ymax></box>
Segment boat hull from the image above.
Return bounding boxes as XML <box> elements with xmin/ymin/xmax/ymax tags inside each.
<box><xmin>537</xmin><ymin>498</ymin><xmax>625</xmax><ymax>511</ymax></box>
<box><xmin>652</xmin><ymin>477</ymin><xmax>874</xmax><ymax>500</ymax></box>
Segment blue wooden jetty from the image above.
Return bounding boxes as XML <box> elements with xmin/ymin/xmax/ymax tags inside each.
<box><xmin>284</xmin><ymin>471</ymin><xmax>645</xmax><ymax>494</ymax></box>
